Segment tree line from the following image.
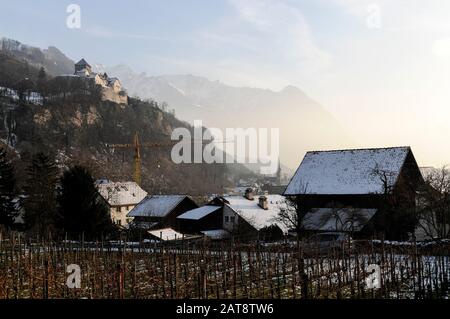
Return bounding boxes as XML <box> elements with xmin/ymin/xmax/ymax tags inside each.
<box><xmin>0</xmin><ymin>57</ymin><xmax>102</xmax><ymax>105</ymax></box>
<box><xmin>0</xmin><ymin>147</ymin><xmax>116</xmax><ymax>240</ymax></box>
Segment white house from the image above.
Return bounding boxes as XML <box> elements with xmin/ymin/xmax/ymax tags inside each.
<box><xmin>96</xmin><ymin>180</ymin><xmax>147</xmax><ymax>227</ymax></box>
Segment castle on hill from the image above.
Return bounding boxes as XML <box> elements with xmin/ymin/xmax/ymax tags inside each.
<box><xmin>72</xmin><ymin>58</ymin><xmax>128</xmax><ymax>104</ymax></box>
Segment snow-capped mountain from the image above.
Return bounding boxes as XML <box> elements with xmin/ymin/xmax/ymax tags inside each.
<box><xmin>95</xmin><ymin>65</ymin><xmax>354</xmax><ymax>169</ymax></box>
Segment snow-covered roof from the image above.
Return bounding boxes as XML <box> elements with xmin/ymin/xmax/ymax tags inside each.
<box><xmin>97</xmin><ymin>181</ymin><xmax>147</xmax><ymax>206</ymax></box>
<box><xmin>224</xmin><ymin>195</ymin><xmax>290</xmax><ymax>233</ymax></box>
<box><xmin>148</xmin><ymin>228</ymin><xmax>185</xmax><ymax>241</ymax></box>
<box><xmin>201</xmin><ymin>229</ymin><xmax>230</xmax><ymax>240</ymax></box>
<box><xmin>302</xmin><ymin>208</ymin><xmax>377</xmax><ymax>232</ymax></box>
<box><xmin>177</xmin><ymin>205</ymin><xmax>221</xmax><ymax>220</ymax></box>
<box><xmin>284</xmin><ymin>147</ymin><xmax>411</xmax><ymax>195</ymax></box>
<box><xmin>127</xmin><ymin>195</ymin><xmax>188</xmax><ymax>217</ymax></box>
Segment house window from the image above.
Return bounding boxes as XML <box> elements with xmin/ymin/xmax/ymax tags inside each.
<box><xmin>116</xmin><ymin>207</ymin><xmax>121</xmax><ymax>213</ymax></box>
<box><xmin>230</xmin><ymin>216</ymin><xmax>235</xmax><ymax>223</ymax></box>
<box><xmin>225</xmin><ymin>216</ymin><xmax>229</xmax><ymax>222</ymax></box>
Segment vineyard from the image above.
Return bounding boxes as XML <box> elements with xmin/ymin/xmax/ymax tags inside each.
<box><xmin>0</xmin><ymin>233</ymin><xmax>449</xmax><ymax>299</ymax></box>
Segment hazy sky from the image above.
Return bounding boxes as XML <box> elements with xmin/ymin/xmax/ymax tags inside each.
<box><xmin>2</xmin><ymin>0</ymin><xmax>450</xmax><ymax>167</ymax></box>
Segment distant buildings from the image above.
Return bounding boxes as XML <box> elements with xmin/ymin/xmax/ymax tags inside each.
<box><xmin>95</xmin><ymin>146</ymin><xmax>432</xmax><ymax>241</ymax></box>
<box><xmin>96</xmin><ymin>180</ymin><xmax>147</xmax><ymax>227</ymax></box>
<box><xmin>176</xmin><ymin>189</ymin><xmax>289</xmax><ymax>240</ymax></box>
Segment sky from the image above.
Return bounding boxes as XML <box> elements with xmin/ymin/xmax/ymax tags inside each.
<box><xmin>2</xmin><ymin>0</ymin><xmax>450</xmax><ymax>168</ymax></box>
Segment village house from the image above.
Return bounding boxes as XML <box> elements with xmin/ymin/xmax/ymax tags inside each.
<box><xmin>96</xmin><ymin>180</ymin><xmax>147</xmax><ymax>227</ymax></box>
<box><xmin>283</xmin><ymin>146</ymin><xmax>425</xmax><ymax>239</ymax></box>
<box><xmin>61</xmin><ymin>58</ymin><xmax>128</xmax><ymax>104</ymax></box>
<box><xmin>127</xmin><ymin>195</ymin><xmax>198</xmax><ymax>230</ymax></box>
<box><xmin>176</xmin><ymin>188</ymin><xmax>289</xmax><ymax>240</ymax></box>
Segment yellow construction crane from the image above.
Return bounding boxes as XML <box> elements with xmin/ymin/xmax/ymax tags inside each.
<box><xmin>107</xmin><ymin>133</ymin><xmax>229</xmax><ymax>186</ymax></box>
<box><xmin>107</xmin><ymin>133</ymin><xmax>177</xmax><ymax>186</ymax></box>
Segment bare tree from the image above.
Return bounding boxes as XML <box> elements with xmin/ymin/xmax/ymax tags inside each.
<box><xmin>371</xmin><ymin>166</ymin><xmax>417</xmax><ymax>240</ymax></box>
<box><xmin>276</xmin><ymin>198</ymin><xmax>298</xmax><ymax>231</ymax></box>
<box><xmin>416</xmin><ymin>167</ymin><xmax>450</xmax><ymax>239</ymax></box>
<box><xmin>277</xmin><ymin>182</ymin><xmax>309</xmax><ymax>234</ymax></box>
<box><xmin>317</xmin><ymin>205</ymin><xmax>371</xmax><ymax>237</ymax></box>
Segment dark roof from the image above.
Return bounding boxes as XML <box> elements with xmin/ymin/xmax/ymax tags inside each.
<box><xmin>75</xmin><ymin>58</ymin><xmax>91</xmax><ymax>68</ymax></box>
<box><xmin>284</xmin><ymin>146</ymin><xmax>413</xmax><ymax>195</ymax></box>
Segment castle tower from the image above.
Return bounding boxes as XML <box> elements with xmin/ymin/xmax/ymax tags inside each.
<box><xmin>74</xmin><ymin>58</ymin><xmax>92</xmax><ymax>76</ymax></box>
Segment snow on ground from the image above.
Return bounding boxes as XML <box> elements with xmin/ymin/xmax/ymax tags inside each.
<box><xmin>201</xmin><ymin>229</ymin><xmax>230</xmax><ymax>239</ymax></box>
<box><xmin>0</xmin><ymin>86</ymin><xmax>43</xmax><ymax>105</ymax></box>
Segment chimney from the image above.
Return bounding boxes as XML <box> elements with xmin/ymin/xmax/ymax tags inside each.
<box><xmin>244</xmin><ymin>188</ymin><xmax>254</xmax><ymax>200</ymax></box>
<box><xmin>258</xmin><ymin>196</ymin><xmax>268</xmax><ymax>210</ymax></box>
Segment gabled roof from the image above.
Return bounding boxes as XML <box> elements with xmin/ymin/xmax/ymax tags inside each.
<box><xmin>177</xmin><ymin>205</ymin><xmax>221</xmax><ymax>220</ymax></box>
<box><xmin>302</xmin><ymin>208</ymin><xmax>377</xmax><ymax>232</ymax></box>
<box><xmin>224</xmin><ymin>194</ymin><xmax>289</xmax><ymax>233</ymax></box>
<box><xmin>75</xmin><ymin>58</ymin><xmax>91</xmax><ymax>67</ymax></box>
<box><xmin>96</xmin><ymin>181</ymin><xmax>147</xmax><ymax>206</ymax></box>
<box><xmin>127</xmin><ymin>195</ymin><xmax>189</xmax><ymax>218</ymax></box>
<box><xmin>284</xmin><ymin>146</ymin><xmax>412</xmax><ymax>195</ymax></box>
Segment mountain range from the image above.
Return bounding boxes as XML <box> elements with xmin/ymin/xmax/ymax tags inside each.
<box><xmin>0</xmin><ymin>36</ymin><xmax>353</xmax><ymax>172</ymax></box>
<box><xmin>96</xmin><ymin>65</ymin><xmax>354</xmax><ymax>169</ymax></box>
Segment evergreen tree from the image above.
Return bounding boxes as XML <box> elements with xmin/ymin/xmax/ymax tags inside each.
<box><xmin>37</xmin><ymin>66</ymin><xmax>47</xmax><ymax>98</ymax></box>
<box><xmin>58</xmin><ymin>165</ymin><xmax>115</xmax><ymax>240</ymax></box>
<box><xmin>0</xmin><ymin>147</ymin><xmax>17</xmax><ymax>228</ymax></box>
<box><xmin>23</xmin><ymin>152</ymin><xmax>59</xmax><ymax>238</ymax></box>
<box><xmin>38</xmin><ymin>66</ymin><xmax>46</xmax><ymax>81</ymax></box>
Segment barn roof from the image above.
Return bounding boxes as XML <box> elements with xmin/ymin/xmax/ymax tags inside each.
<box><xmin>284</xmin><ymin>147</ymin><xmax>412</xmax><ymax>195</ymax></box>
<box><xmin>224</xmin><ymin>195</ymin><xmax>290</xmax><ymax>233</ymax></box>
<box><xmin>127</xmin><ymin>195</ymin><xmax>188</xmax><ymax>217</ymax></box>
<box><xmin>96</xmin><ymin>181</ymin><xmax>147</xmax><ymax>206</ymax></box>
<box><xmin>302</xmin><ymin>208</ymin><xmax>377</xmax><ymax>232</ymax></box>
<box><xmin>177</xmin><ymin>205</ymin><xmax>221</xmax><ymax>220</ymax></box>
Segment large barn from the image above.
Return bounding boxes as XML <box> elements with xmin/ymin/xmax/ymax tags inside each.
<box><xmin>284</xmin><ymin>146</ymin><xmax>425</xmax><ymax>238</ymax></box>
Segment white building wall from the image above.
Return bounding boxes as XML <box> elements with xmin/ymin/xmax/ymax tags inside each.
<box><xmin>222</xmin><ymin>205</ymin><xmax>239</xmax><ymax>232</ymax></box>
<box><xmin>110</xmin><ymin>205</ymin><xmax>136</xmax><ymax>227</ymax></box>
